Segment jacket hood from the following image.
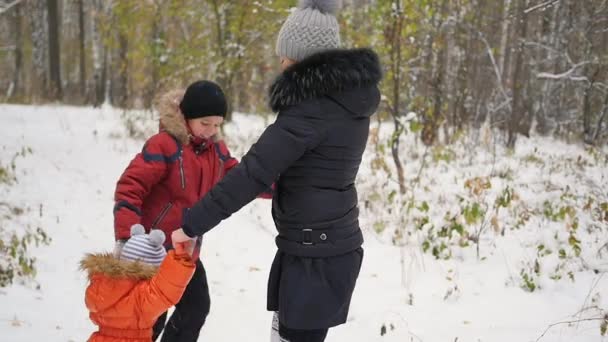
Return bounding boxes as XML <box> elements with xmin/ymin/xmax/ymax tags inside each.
<box><xmin>80</xmin><ymin>253</ymin><xmax>158</xmax><ymax>280</ymax></box>
<box><xmin>155</xmin><ymin>89</ymin><xmax>221</xmax><ymax>146</ymax></box>
<box><xmin>269</xmin><ymin>48</ymin><xmax>383</xmax><ymax>115</ymax></box>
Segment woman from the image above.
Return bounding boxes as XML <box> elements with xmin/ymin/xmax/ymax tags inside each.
<box><xmin>174</xmin><ymin>1</ymin><xmax>382</xmax><ymax>341</ymax></box>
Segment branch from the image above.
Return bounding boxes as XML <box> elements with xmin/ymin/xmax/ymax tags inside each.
<box><xmin>0</xmin><ymin>0</ymin><xmax>22</xmax><ymax>15</ymax></box>
<box><xmin>525</xmin><ymin>0</ymin><xmax>560</xmax><ymax>14</ymax></box>
<box><xmin>535</xmin><ymin>317</ymin><xmax>605</xmax><ymax>342</ymax></box>
<box><xmin>536</xmin><ymin>62</ymin><xmax>592</xmax><ymax>81</ymax></box>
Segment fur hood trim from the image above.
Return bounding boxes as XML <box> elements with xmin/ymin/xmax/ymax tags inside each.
<box><xmin>80</xmin><ymin>253</ymin><xmax>158</xmax><ymax>280</ymax></box>
<box><xmin>269</xmin><ymin>48</ymin><xmax>382</xmax><ymax>112</ymax></box>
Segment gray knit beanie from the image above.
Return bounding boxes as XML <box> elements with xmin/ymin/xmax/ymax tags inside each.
<box><xmin>120</xmin><ymin>224</ymin><xmax>167</xmax><ymax>267</ymax></box>
<box><xmin>276</xmin><ymin>0</ymin><xmax>342</xmax><ymax>62</ymax></box>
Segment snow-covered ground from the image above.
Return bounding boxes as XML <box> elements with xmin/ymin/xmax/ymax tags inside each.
<box><xmin>0</xmin><ymin>104</ymin><xmax>606</xmax><ymax>342</ymax></box>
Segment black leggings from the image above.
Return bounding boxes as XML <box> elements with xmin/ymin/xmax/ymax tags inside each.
<box><xmin>279</xmin><ymin>322</ymin><xmax>329</xmax><ymax>342</ymax></box>
<box><xmin>152</xmin><ymin>259</ymin><xmax>210</xmax><ymax>341</ymax></box>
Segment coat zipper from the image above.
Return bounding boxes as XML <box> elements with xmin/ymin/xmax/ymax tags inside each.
<box><xmin>179</xmin><ymin>154</ymin><xmax>186</xmax><ymax>189</ymax></box>
<box><xmin>151</xmin><ymin>202</ymin><xmax>173</xmax><ymax>228</ymax></box>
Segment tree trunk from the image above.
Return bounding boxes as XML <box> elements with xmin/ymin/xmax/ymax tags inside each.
<box><xmin>78</xmin><ymin>0</ymin><xmax>86</xmax><ymax>101</ymax></box>
<box><xmin>47</xmin><ymin>0</ymin><xmax>62</xmax><ymax>100</ymax></box>
<box><xmin>29</xmin><ymin>0</ymin><xmax>49</xmax><ymax>101</ymax></box>
<box><xmin>8</xmin><ymin>2</ymin><xmax>23</xmax><ymax>100</ymax></box>
<box><xmin>145</xmin><ymin>6</ymin><xmax>162</xmax><ymax>109</ymax></box>
<box><xmin>209</xmin><ymin>0</ymin><xmax>235</xmax><ymax>121</ymax></box>
<box><xmin>422</xmin><ymin>0</ymin><xmax>447</xmax><ymax>146</ymax></box>
<box><xmin>498</xmin><ymin>0</ymin><xmax>512</xmax><ymax>80</ymax></box>
<box><xmin>91</xmin><ymin>0</ymin><xmax>108</xmax><ymax>107</ymax></box>
<box><xmin>507</xmin><ymin>0</ymin><xmax>528</xmax><ymax>148</ymax></box>
<box><xmin>582</xmin><ymin>67</ymin><xmax>599</xmax><ymax>144</ymax></box>
<box><xmin>388</xmin><ymin>1</ymin><xmax>406</xmax><ymax>194</ymax></box>
<box><xmin>592</xmin><ymin>93</ymin><xmax>608</xmax><ymax>143</ymax></box>
<box><xmin>112</xmin><ymin>33</ymin><xmax>129</xmax><ymax>108</ymax></box>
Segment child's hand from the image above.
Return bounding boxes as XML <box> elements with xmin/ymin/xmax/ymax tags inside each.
<box><xmin>174</xmin><ymin>239</ymin><xmax>195</xmax><ymax>257</ymax></box>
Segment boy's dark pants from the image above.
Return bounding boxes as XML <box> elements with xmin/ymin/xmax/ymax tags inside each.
<box><xmin>153</xmin><ymin>259</ymin><xmax>210</xmax><ymax>341</ymax></box>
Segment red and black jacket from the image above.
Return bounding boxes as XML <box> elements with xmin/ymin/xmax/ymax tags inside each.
<box><xmin>113</xmin><ymin>90</ymin><xmax>239</xmax><ymax>247</ymax></box>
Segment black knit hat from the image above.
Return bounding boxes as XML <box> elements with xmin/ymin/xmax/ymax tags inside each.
<box><xmin>179</xmin><ymin>80</ymin><xmax>227</xmax><ymax>119</ymax></box>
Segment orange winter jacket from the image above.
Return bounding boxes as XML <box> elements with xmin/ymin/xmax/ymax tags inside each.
<box><xmin>80</xmin><ymin>250</ymin><xmax>195</xmax><ymax>342</ymax></box>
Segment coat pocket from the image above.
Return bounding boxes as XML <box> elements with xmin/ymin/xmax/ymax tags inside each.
<box><xmin>151</xmin><ymin>202</ymin><xmax>173</xmax><ymax>229</ymax></box>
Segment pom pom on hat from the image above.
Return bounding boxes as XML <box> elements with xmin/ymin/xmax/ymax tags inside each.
<box><xmin>148</xmin><ymin>229</ymin><xmax>166</xmax><ymax>247</ymax></box>
<box><xmin>130</xmin><ymin>224</ymin><xmax>146</xmax><ymax>236</ymax></box>
<box><xmin>298</xmin><ymin>0</ymin><xmax>342</xmax><ymax>15</ymax></box>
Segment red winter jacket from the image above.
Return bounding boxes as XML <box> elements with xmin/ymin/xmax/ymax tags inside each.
<box><xmin>113</xmin><ymin>90</ymin><xmax>239</xmax><ymax>247</ymax></box>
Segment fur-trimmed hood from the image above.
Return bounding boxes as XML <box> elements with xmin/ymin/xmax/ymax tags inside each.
<box><xmin>269</xmin><ymin>48</ymin><xmax>382</xmax><ymax>113</ymax></box>
<box><xmin>80</xmin><ymin>253</ymin><xmax>158</xmax><ymax>280</ymax></box>
<box><xmin>154</xmin><ymin>89</ymin><xmax>221</xmax><ymax>146</ymax></box>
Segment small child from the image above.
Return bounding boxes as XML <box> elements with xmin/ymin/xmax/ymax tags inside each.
<box><xmin>81</xmin><ymin>225</ymin><xmax>195</xmax><ymax>342</ymax></box>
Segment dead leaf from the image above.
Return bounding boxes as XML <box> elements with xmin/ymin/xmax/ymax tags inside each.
<box><xmin>10</xmin><ymin>317</ymin><xmax>22</xmax><ymax>327</ymax></box>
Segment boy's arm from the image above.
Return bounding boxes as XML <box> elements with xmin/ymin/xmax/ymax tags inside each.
<box><xmin>135</xmin><ymin>250</ymin><xmax>196</xmax><ymax>319</ymax></box>
<box><xmin>114</xmin><ymin>134</ymin><xmax>176</xmax><ymax>240</ymax></box>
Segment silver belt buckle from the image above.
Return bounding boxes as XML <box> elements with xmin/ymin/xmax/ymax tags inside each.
<box><xmin>302</xmin><ymin>228</ymin><xmax>313</xmax><ymax>245</ymax></box>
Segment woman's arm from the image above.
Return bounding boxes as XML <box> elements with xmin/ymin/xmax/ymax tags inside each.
<box><xmin>181</xmin><ymin>112</ymin><xmax>325</xmax><ymax>237</ymax></box>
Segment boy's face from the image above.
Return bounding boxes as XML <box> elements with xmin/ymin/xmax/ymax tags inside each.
<box><xmin>187</xmin><ymin>116</ymin><xmax>224</xmax><ymax>139</ymax></box>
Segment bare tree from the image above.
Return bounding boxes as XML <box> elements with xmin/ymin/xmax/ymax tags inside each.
<box><xmin>90</xmin><ymin>0</ymin><xmax>109</xmax><ymax>106</ymax></box>
<box><xmin>507</xmin><ymin>0</ymin><xmax>530</xmax><ymax>148</ymax></box>
<box><xmin>47</xmin><ymin>0</ymin><xmax>62</xmax><ymax>100</ymax></box>
<box><xmin>29</xmin><ymin>0</ymin><xmax>49</xmax><ymax>101</ymax></box>
<box><xmin>78</xmin><ymin>0</ymin><xmax>86</xmax><ymax>101</ymax></box>
<box><xmin>384</xmin><ymin>0</ymin><xmax>407</xmax><ymax>194</ymax></box>
<box><xmin>6</xmin><ymin>1</ymin><xmax>22</xmax><ymax>100</ymax></box>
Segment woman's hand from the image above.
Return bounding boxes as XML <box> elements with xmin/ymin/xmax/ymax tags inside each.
<box><xmin>171</xmin><ymin>228</ymin><xmax>191</xmax><ymax>244</ymax></box>
<box><xmin>172</xmin><ymin>229</ymin><xmax>197</xmax><ymax>258</ymax></box>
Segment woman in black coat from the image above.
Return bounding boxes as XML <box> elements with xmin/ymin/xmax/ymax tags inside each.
<box><xmin>173</xmin><ymin>1</ymin><xmax>382</xmax><ymax>341</ymax></box>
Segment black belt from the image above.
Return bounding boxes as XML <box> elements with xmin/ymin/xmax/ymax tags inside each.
<box><xmin>275</xmin><ymin>207</ymin><xmax>359</xmax><ymax>245</ymax></box>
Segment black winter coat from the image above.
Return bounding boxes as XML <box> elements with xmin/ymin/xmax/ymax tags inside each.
<box><xmin>182</xmin><ymin>48</ymin><xmax>382</xmax><ymax>330</ymax></box>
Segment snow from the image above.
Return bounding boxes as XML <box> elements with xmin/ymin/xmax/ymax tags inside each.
<box><xmin>0</xmin><ymin>104</ymin><xmax>607</xmax><ymax>342</ymax></box>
